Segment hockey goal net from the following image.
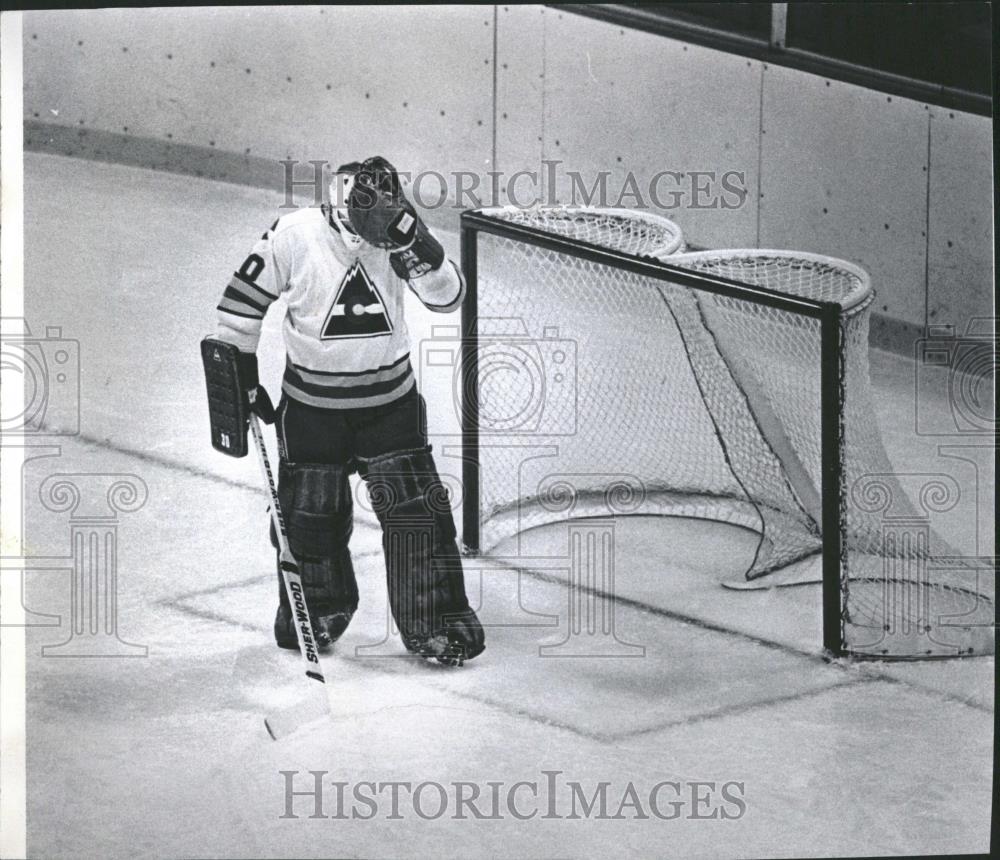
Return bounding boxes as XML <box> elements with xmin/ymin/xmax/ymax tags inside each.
<box><xmin>459</xmin><ymin>205</ymin><xmax>994</xmax><ymax>659</ymax></box>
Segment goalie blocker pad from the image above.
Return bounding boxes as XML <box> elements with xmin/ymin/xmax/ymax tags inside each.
<box><xmin>200</xmin><ymin>336</ymin><xmax>250</xmax><ymax>458</ymax></box>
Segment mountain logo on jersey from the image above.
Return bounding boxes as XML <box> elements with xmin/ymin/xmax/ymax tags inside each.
<box><xmin>321</xmin><ymin>261</ymin><xmax>393</xmax><ymax>339</ymax></box>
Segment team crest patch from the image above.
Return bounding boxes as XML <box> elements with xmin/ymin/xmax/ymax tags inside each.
<box><xmin>321</xmin><ymin>261</ymin><xmax>393</xmax><ymax>339</ymax></box>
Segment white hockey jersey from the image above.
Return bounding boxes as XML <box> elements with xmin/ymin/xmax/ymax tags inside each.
<box><xmin>216</xmin><ymin>205</ymin><xmax>463</xmax><ymax>410</ymax></box>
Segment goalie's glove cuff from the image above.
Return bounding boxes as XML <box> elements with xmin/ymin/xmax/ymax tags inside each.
<box><xmin>236</xmin><ymin>351</ymin><xmax>276</xmax><ymax>424</ymax></box>
<box><xmin>390</xmin><ymin>218</ymin><xmax>445</xmax><ymax>280</ymax></box>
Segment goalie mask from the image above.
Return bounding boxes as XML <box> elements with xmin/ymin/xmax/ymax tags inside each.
<box><xmin>330</xmin><ymin>161</ymin><xmax>362</xmax><ymax>213</ymax></box>
<box><xmin>330</xmin><ymin>157</ymin><xmax>405</xmax><ymax>215</ymax></box>
<box><xmin>329</xmin><ymin>156</ymin><xmax>444</xmax><ymax>275</ymax></box>
<box><xmin>342</xmin><ymin>156</ymin><xmax>418</xmax><ymax>250</ymax></box>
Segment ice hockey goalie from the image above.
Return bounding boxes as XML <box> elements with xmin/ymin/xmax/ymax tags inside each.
<box><xmin>206</xmin><ymin>155</ymin><xmax>484</xmax><ymax>666</ymax></box>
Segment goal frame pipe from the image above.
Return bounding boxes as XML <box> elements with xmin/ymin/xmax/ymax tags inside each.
<box><xmin>459</xmin><ymin>209</ymin><xmax>848</xmax><ymax>655</ymax></box>
<box><xmin>460</xmin><ymin>223</ymin><xmax>481</xmax><ymax>554</ymax></box>
<box><xmin>460</xmin><ymin>209</ymin><xmax>832</xmax><ymax>319</ymax></box>
<box><xmin>820</xmin><ymin>309</ymin><xmax>846</xmax><ymax>659</ymax></box>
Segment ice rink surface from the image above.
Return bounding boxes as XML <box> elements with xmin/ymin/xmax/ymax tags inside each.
<box><xmin>18</xmin><ymin>153</ymin><xmax>994</xmax><ymax>857</ymax></box>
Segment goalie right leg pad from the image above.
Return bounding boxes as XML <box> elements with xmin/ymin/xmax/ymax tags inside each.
<box><xmin>271</xmin><ymin>462</ymin><xmax>358</xmax><ymax>649</ymax></box>
<box><xmin>274</xmin><ymin>552</ymin><xmax>358</xmax><ymax>650</ymax></box>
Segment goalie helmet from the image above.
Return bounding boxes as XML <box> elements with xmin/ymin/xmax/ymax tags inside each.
<box><xmin>329</xmin><ymin>160</ymin><xmax>362</xmax><ymax>212</ymax></box>
<box><xmin>342</xmin><ymin>156</ymin><xmax>416</xmax><ymax>250</ymax></box>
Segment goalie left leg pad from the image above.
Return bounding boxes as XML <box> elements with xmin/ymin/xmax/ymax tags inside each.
<box><xmin>359</xmin><ymin>446</ymin><xmax>485</xmax><ymax>664</ymax></box>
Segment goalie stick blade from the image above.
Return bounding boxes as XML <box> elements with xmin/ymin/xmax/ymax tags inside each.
<box><xmin>264</xmin><ymin>686</ymin><xmax>330</xmax><ymax>741</ymax></box>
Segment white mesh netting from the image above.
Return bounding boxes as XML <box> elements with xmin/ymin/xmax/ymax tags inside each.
<box><xmin>467</xmin><ymin>206</ymin><xmax>994</xmax><ymax>659</ymax></box>
<box><xmin>481</xmin><ymin>205</ymin><xmax>686</xmax><ymax>256</ymax></box>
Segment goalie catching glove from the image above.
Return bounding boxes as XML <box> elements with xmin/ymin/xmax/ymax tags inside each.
<box><xmin>201</xmin><ymin>336</ymin><xmax>275</xmax><ymax>458</ymax></box>
<box><xmin>344</xmin><ymin>156</ymin><xmax>445</xmax><ymax>280</ymax></box>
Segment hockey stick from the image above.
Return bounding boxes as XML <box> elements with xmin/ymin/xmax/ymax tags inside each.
<box><xmin>248</xmin><ymin>411</ymin><xmax>326</xmax><ymax>687</ymax></box>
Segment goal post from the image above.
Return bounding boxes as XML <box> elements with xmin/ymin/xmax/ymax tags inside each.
<box><xmin>819</xmin><ymin>305</ymin><xmax>846</xmax><ymax>656</ymax></box>
<box><xmin>458</xmin><ymin>206</ymin><xmax>994</xmax><ymax>660</ymax></box>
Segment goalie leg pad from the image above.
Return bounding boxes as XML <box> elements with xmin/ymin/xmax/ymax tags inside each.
<box><xmin>270</xmin><ymin>462</ymin><xmax>358</xmax><ymax>648</ymax></box>
<box><xmin>271</xmin><ymin>462</ymin><xmax>354</xmax><ymax>556</ymax></box>
<box><xmin>359</xmin><ymin>446</ymin><xmax>485</xmax><ymax>663</ymax></box>
<box><xmin>274</xmin><ymin>552</ymin><xmax>358</xmax><ymax>649</ymax></box>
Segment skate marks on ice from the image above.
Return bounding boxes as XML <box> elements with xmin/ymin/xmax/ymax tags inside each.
<box><xmin>180</xmin><ymin>536</ymin><xmax>852</xmax><ymax>743</ymax></box>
